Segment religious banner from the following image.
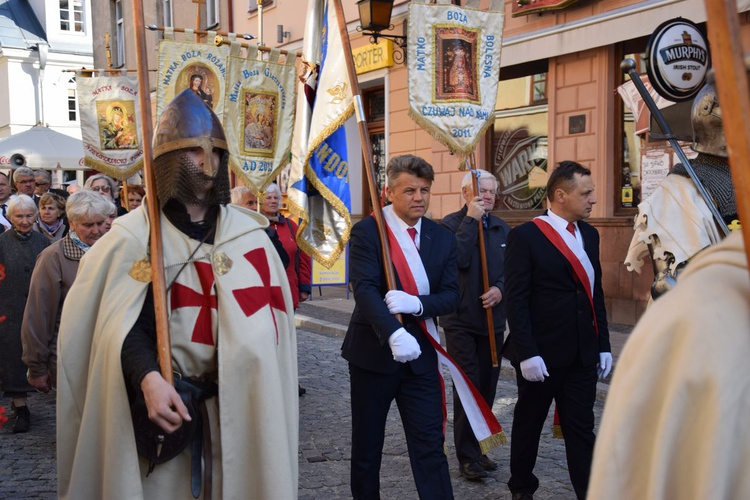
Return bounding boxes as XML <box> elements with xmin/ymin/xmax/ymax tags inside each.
<box><xmin>156</xmin><ymin>29</ymin><xmax>232</xmax><ymax>123</ymax></box>
<box><xmin>407</xmin><ymin>0</ymin><xmax>505</xmax><ymax>159</ymax></box>
<box><xmin>223</xmin><ymin>45</ymin><xmax>297</xmax><ymax>193</ymax></box>
<box><xmin>76</xmin><ymin>74</ymin><xmax>144</xmax><ymax>180</ymax></box>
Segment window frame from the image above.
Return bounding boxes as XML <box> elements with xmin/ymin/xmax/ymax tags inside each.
<box><xmin>206</xmin><ymin>0</ymin><xmax>220</xmax><ymax>28</ymax></box>
<box><xmin>488</xmin><ymin>59</ymin><xmax>550</xmax><ymax>221</ymax></box>
<box><xmin>162</xmin><ymin>0</ymin><xmax>173</xmax><ymax>28</ymax></box>
<box><xmin>114</xmin><ymin>0</ymin><xmax>125</xmax><ymax>68</ymax></box>
<box><xmin>67</xmin><ymin>77</ymin><xmax>78</xmax><ymax>122</ymax></box>
<box><xmin>614</xmin><ymin>36</ymin><xmax>649</xmax><ymax>217</ymax></box>
<box><xmin>59</xmin><ymin>0</ymin><xmax>85</xmax><ymax>33</ymax></box>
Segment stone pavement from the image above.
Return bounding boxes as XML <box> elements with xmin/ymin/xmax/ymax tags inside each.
<box><xmin>0</xmin><ymin>391</ymin><xmax>56</xmax><ymax>500</ymax></box>
<box><xmin>0</xmin><ymin>284</ymin><xmax>630</xmax><ymax>499</ymax></box>
<box><xmin>295</xmin><ymin>285</ymin><xmax>629</xmax><ymax>499</ymax></box>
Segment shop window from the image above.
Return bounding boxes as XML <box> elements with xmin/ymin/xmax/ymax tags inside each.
<box><xmin>362</xmin><ymin>88</ymin><xmax>386</xmax><ymax>214</ymax></box>
<box><xmin>491</xmin><ymin>68</ymin><xmax>549</xmax><ymax>214</ymax></box>
<box><xmin>616</xmin><ymin>34</ymin><xmax>701</xmax><ymax>215</ymax></box>
<box><xmin>615</xmin><ymin>47</ymin><xmax>647</xmax><ymax>214</ymax></box>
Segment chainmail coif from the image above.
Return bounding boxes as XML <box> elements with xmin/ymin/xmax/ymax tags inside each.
<box><xmin>671</xmin><ymin>153</ymin><xmax>737</xmax><ymax>221</ymax></box>
<box><xmin>154</xmin><ymin>149</ymin><xmax>231</xmax><ymax>208</ymax></box>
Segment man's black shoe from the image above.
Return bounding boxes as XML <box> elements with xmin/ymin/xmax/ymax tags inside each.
<box><xmin>478</xmin><ymin>454</ymin><xmax>498</xmax><ymax>471</ymax></box>
<box><xmin>12</xmin><ymin>404</ymin><xmax>30</xmax><ymax>433</ymax></box>
<box><xmin>459</xmin><ymin>461</ymin><xmax>488</xmax><ymax>481</ymax></box>
<box><xmin>512</xmin><ymin>492</ymin><xmax>534</xmax><ymax>500</ymax></box>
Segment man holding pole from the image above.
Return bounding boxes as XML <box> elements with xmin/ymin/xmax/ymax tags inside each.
<box><xmin>440</xmin><ymin>168</ymin><xmax>510</xmax><ymax>481</ymax></box>
<box><xmin>56</xmin><ymin>90</ymin><xmax>298</xmax><ymax>499</ymax></box>
<box><xmin>342</xmin><ymin>154</ymin><xmax>459</xmax><ymax>499</ymax></box>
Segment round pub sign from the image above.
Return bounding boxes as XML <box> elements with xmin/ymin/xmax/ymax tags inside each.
<box><xmin>646</xmin><ymin>18</ymin><xmax>710</xmax><ymax>102</ymax></box>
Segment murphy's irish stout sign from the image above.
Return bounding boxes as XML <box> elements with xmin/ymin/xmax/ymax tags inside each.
<box><xmin>646</xmin><ymin>18</ymin><xmax>710</xmax><ymax>102</ymax></box>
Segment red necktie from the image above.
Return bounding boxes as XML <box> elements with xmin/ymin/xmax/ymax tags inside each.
<box><xmin>566</xmin><ymin>222</ymin><xmax>576</xmax><ymax>238</ymax></box>
<box><xmin>407</xmin><ymin>227</ymin><xmax>418</xmax><ymax>248</ymax></box>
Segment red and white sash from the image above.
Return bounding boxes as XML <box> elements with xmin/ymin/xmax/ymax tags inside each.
<box><xmin>382</xmin><ymin>206</ymin><xmax>506</xmax><ymax>451</ymax></box>
<box><xmin>532</xmin><ymin>216</ymin><xmax>599</xmax><ymax>335</ymax></box>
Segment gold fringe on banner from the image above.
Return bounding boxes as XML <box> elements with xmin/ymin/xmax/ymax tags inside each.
<box><xmin>479</xmin><ymin>430</ymin><xmax>508</xmax><ymax>455</ymax></box>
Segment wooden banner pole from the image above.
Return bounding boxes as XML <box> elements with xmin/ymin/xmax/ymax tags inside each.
<box><xmin>131</xmin><ymin>0</ymin><xmax>173</xmax><ymax>384</ymax></box>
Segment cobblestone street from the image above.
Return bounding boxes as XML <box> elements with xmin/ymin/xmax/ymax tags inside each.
<box><xmin>0</xmin><ymin>325</ymin><xmax>604</xmax><ymax>499</ymax></box>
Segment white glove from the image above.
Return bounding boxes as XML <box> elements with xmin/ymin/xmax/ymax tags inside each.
<box><xmin>598</xmin><ymin>352</ymin><xmax>613</xmax><ymax>380</ymax></box>
<box><xmin>388</xmin><ymin>327</ymin><xmax>421</xmax><ymax>362</ymax></box>
<box><xmin>520</xmin><ymin>356</ymin><xmax>549</xmax><ymax>382</ymax></box>
<box><xmin>385</xmin><ymin>290</ymin><xmax>423</xmax><ymax>315</ymax></box>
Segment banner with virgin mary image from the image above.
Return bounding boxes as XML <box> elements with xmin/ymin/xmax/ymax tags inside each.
<box><xmin>223</xmin><ymin>45</ymin><xmax>297</xmax><ymax>193</ymax></box>
<box><xmin>156</xmin><ymin>29</ymin><xmax>233</xmax><ymax>123</ymax></box>
<box><xmin>407</xmin><ymin>0</ymin><xmax>505</xmax><ymax>158</ymax></box>
<box><xmin>77</xmin><ymin>73</ymin><xmax>144</xmax><ymax>180</ymax></box>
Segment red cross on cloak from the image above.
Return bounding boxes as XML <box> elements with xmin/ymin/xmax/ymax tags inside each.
<box><xmin>232</xmin><ymin>247</ymin><xmax>287</xmax><ymax>342</ymax></box>
<box><xmin>170</xmin><ymin>261</ymin><xmax>217</xmax><ymax>346</ymax></box>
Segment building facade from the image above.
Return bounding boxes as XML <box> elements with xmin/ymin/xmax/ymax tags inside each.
<box><xmin>90</xmin><ymin>0</ymin><xmax>750</xmax><ymax>325</ymax></box>
<box><xmin>0</xmin><ymin>0</ymin><xmax>93</xmax><ymax>138</ymax></box>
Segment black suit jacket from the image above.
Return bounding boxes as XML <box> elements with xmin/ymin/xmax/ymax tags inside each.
<box><xmin>342</xmin><ymin>215</ymin><xmax>459</xmax><ymax>375</ymax></box>
<box><xmin>503</xmin><ymin>215</ymin><xmax>610</xmax><ymax>368</ymax></box>
<box><xmin>440</xmin><ymin>206</ymin><xmax>511</xmax><ymax>335</ymax></box>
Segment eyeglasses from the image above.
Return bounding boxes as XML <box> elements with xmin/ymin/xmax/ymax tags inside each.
<box><xmin>92</xmin><ymin>185</ymin><xmax>112</xmax><ymax>193</ymax></box>
<box><xmin>17</xmin><ymin>179</ymin><xmax>35</xmax><ymax>185</ymax></box>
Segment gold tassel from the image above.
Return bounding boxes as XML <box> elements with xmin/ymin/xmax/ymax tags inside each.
<box><xmin>83</xmin><ymin>156</ymin><xmax>144</xmax><ymax>182</ymax></box>
<box><xmin>479</xmin><ymin>431</ymin><xmax>508</xmax><ymax>455</ymax></box>
<box><xmin>552</xmin><ymin>424</ymin><xmax>564</xmax><ymax>439</ymax></box>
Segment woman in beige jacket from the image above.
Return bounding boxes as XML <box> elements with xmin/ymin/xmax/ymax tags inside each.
<box><xmin>21</xmin><ymin>190</ymin><xmax>114</xmax><ymax>393</ymax></box>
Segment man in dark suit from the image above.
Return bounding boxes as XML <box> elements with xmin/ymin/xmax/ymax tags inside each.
<box><xmin>33</xmin><ymin>170</ymin><xmax>68</xmax><ymax>205</ymax></box>
<box><xmin>503</xmin><ymin>161</ymin><xmax>612</xmax><ymax>500</ymax></box>
<box><xmin>441</xmin><ymin>168</ymin><xmax>510</xmax><ymax>481</ymax></box>
<box><xmin>342</xmin><ymin>154</ymin><xmax>459</xmax><ymax>500</ymax></box>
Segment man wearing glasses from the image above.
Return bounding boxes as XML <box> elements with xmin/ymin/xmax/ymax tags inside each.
<box><xmin>12</xmin><ymin>167</ymin><xmax>36</xmax><ymax>198</ymax></box>
<box><xmin>32</xmin><ymin>170</ymin><xmax>67</xmax><ymax>205</ymax></box>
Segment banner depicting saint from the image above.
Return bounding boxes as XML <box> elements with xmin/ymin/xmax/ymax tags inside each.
<box><xmin>156</xmin><ymin>30</ymin><xmax>232</xmax><ymax>122</ymax></box>
<box><xmin>407</xmin><ymin>0</ymin><xmax>505</xmax><ymax>158</ymax></box>
<box><xmin>77</xmin><ymin>74</ymin><xmax>144</xmax><ymax>179</ymax></box>
<box><xmin>223</xmin><ymin>45</ymin><xmax>297</xmax><ymax>193</ymax></box>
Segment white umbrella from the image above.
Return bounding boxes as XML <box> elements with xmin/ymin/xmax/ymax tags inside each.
<box><xmin>0</xmin><ymin>125</ymin><xmax>87</xmax><ymax>170</ymax></box>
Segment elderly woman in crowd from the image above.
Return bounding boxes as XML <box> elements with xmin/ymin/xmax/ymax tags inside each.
<box><xmin>21</xmin><ymin>191</ymin><xmax>113</xmax><ymax>397</ymax></box>
<box><xmin>33</xmin><ymin>192</ymin><xmax>68</xmax><ymax>241</ymax></box>
<box><xmin>85</xmin><ymin>173</ymin><xmax>127</xmax><ymax>216</ymax></box>
<box><xmin>230</xmin><ymin>185</ymin><xmax>290</xmax><ymax>269</ymax></box>
<box><xmin>0</xmin><ymin>195</ymin><xmax>50</xmax><ymax>433</ymax></box>
<box><xmin>260</xmin><ymin>183</ymin><xmax>311</xmax><ymax>307</ymax></box>
<box><xmin>260</xmin><ymin>183</ymin><xmax>311</xmax><ymax>396</ymax></box>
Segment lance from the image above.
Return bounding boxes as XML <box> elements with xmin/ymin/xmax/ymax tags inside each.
<box><xmin>703</xmin><ymin>0</ymin><xmax>750</xmax><ymax>262</ymax></box>
<box><xmin>131</xmin><ymin>0</ymin><xmax>173</xmax><ymax>384</ymax></box>
<box><xmin>331</xmin><ymin>0</ymin><xmax>401</xmax><ymax>304</ymax></box>
<box><xmin>621</xmin><ymin>58</ymin><xmax>730</xmax><ymax>237</ymax></box>
<box><xmin>467</xmin><ymin>154</ymin><xmax>498</xmax><ymax>367</ymax></box>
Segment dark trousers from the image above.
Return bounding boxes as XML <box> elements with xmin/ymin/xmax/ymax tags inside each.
<box><xmin>445</xmin><ymin>328</ymin><xmax>503</xmax><ymax>464</ymax></box>
<box><xmin>508</xmin><ymin>358</ymin><xmax>597</xmax><ymax>500</ymax></box>
<box><xmin>349</xmin><ymin>362</ymin><xmax>453</xmax><ymax>500</ymax></box>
